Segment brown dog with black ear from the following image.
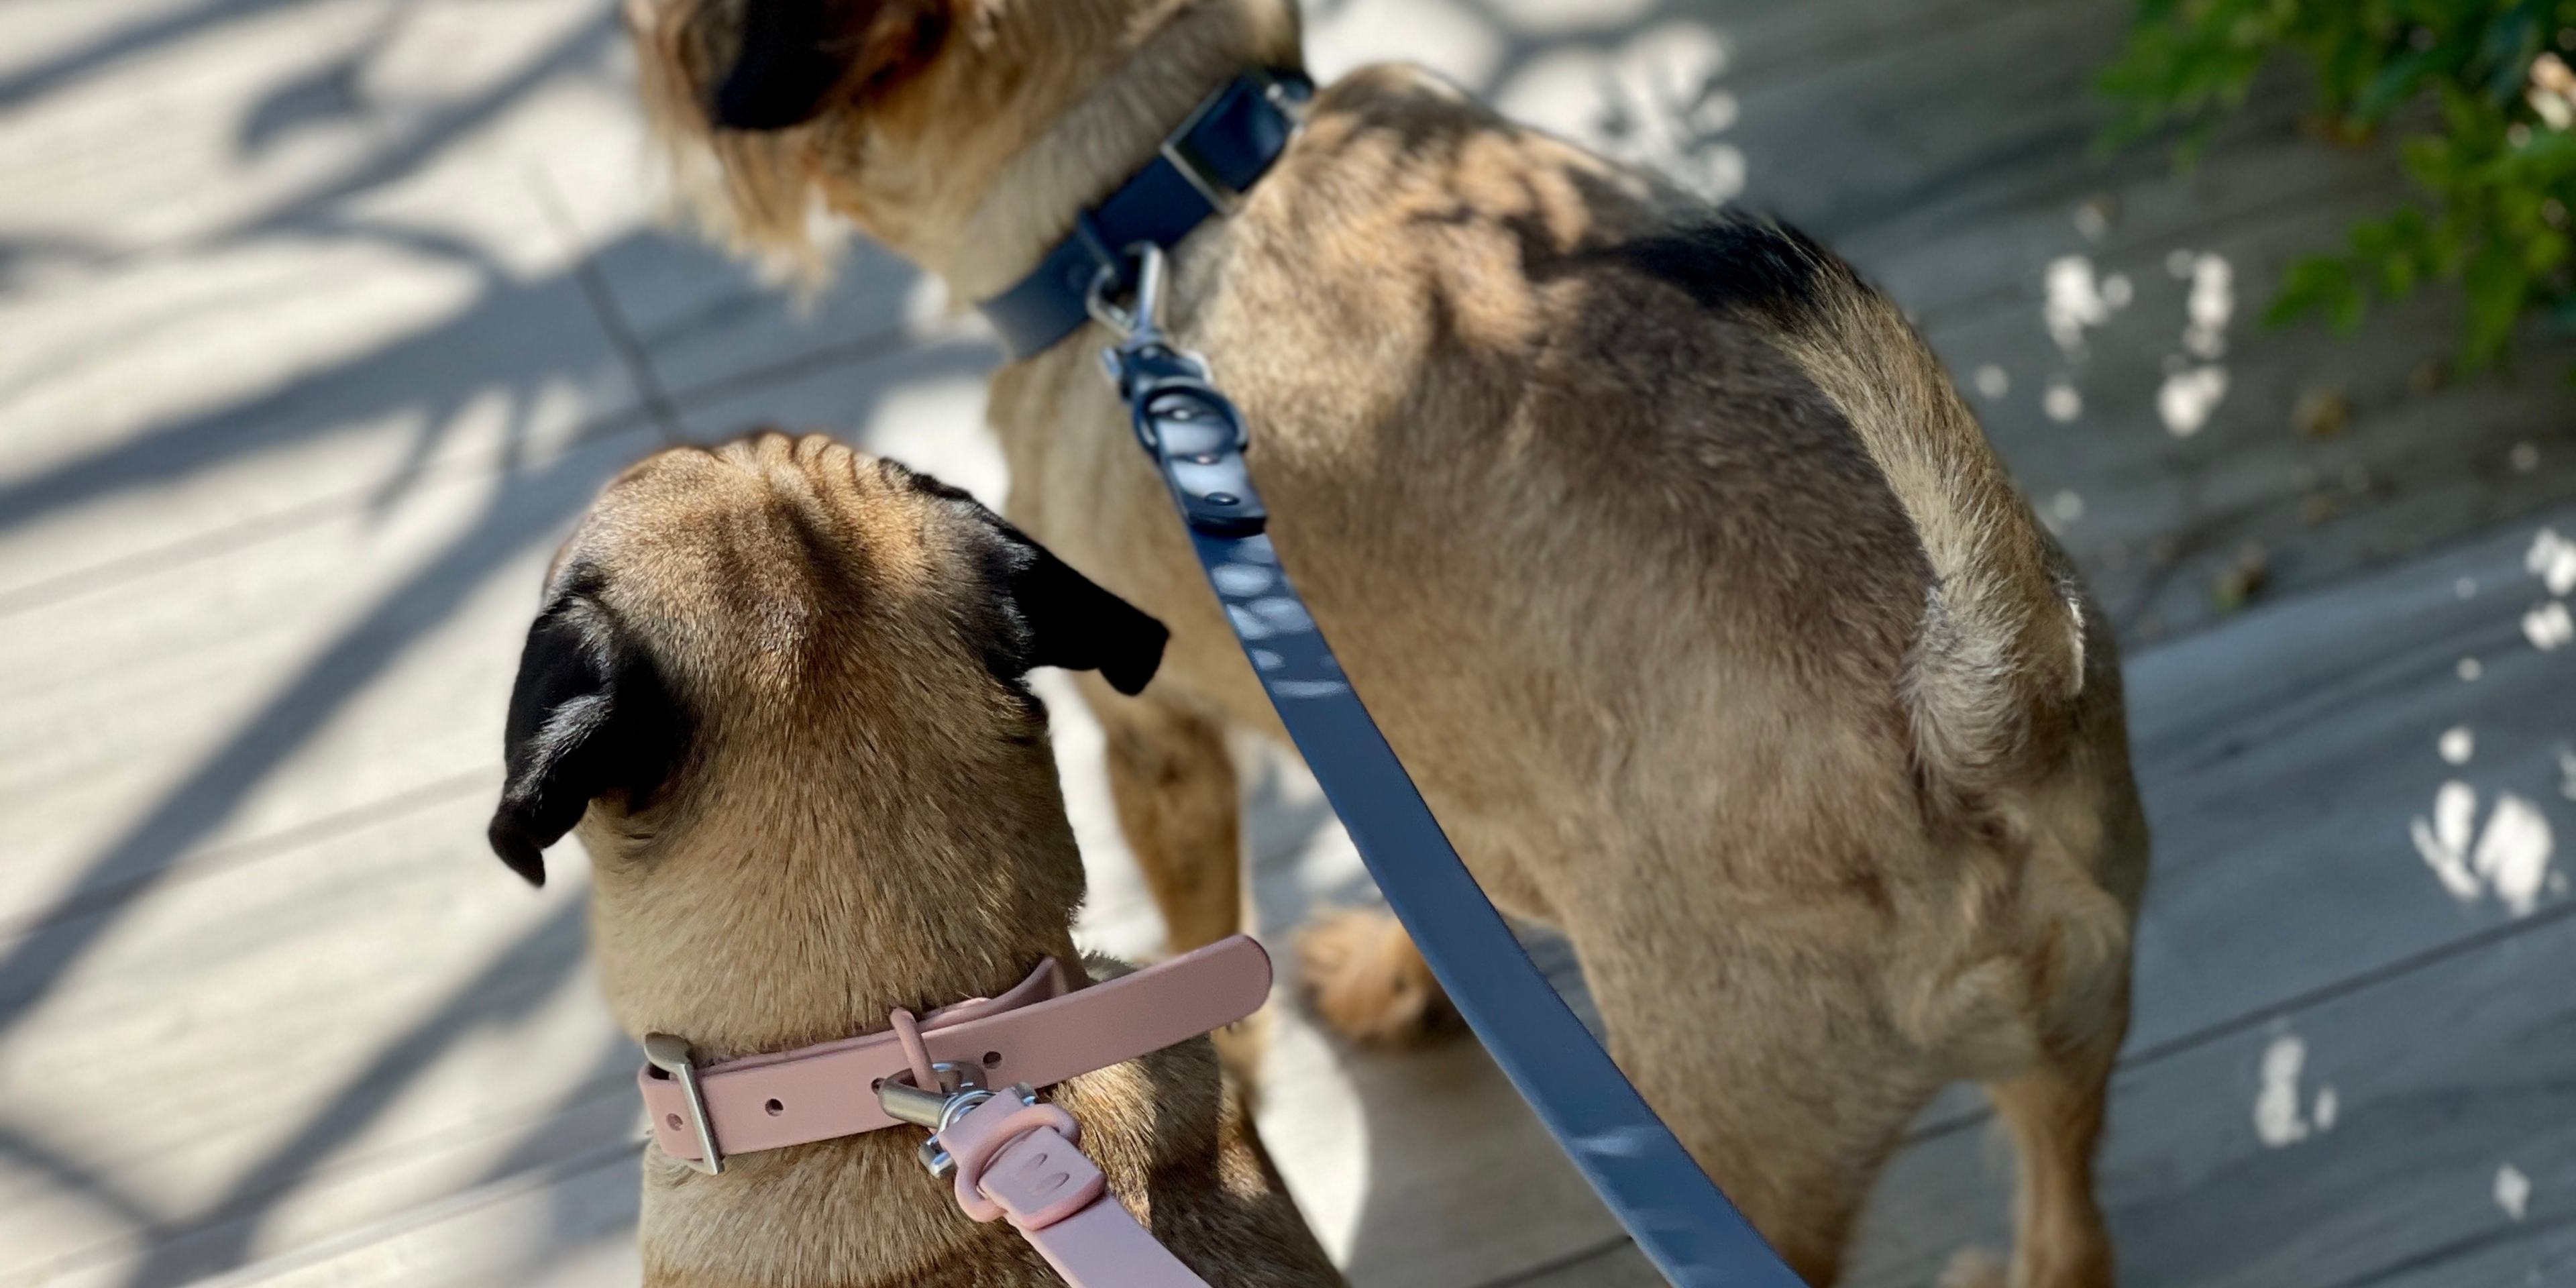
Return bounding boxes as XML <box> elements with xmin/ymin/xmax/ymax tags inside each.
<box><xmin>629</xmin><ymin>2</ymin><xmax>2151</xmax><ymax>1283</ymax></box>
<box><xmin>487</xmin><ymin>430</ymin><xmax>1342</xmax><ymax>1287</ymax></box>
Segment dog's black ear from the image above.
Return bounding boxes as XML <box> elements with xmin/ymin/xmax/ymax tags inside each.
<box><xmin>987</xmin><ymin>539</ymin><xmax>1169</xmax><ymax>698</ymax></box>
<box><xmin>486</xmin><ymin>596</ymin><xmax>690</xmax><ymax>887</ymax></box>
<box><xmin>714</xmin><ymin>0</ymin><xmax>949</xmax><ymax>131</ymax></box>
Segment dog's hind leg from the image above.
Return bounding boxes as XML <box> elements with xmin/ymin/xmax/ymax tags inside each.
<box><xmin>1976</xmin><ymin>1018</ymin><xmax>2123</xmax><ymax>1288</ymax></box>
<box><xmin>1585</xmin><ymin>947</ymin><xmax>1935</xmax><ymax>1287</ymax></box>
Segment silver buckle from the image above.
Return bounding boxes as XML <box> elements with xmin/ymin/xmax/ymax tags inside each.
<box><xmin>1161</xmin><ymin>132</ymin><xmax>1244</xmax><ymax>213</ymax></box>
<box><xmin>1158</xmin><ymin>68</ymin><xmax>1303</xmax><ymax>213</ymax></box>
<box><xmin>643</xmin><ymin>1033</ymin><xmax>725</xmax><ymax>1175</ymax></box>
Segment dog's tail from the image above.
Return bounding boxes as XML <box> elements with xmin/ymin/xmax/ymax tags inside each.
<box><xmin>1641</xmin><ymin>220</ymin><xmax>2089</xmax><ymax>806</ymax></box>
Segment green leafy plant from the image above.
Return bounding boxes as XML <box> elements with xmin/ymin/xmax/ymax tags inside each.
<box><xmin>2098</xmin><ymin>0</ymin><xmax>2576</xmax><ymax>373</ymax></box>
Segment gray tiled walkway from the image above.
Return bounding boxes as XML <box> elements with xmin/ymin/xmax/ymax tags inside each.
<box><xmin>3</xmin><ymin>2</ymin><xmax>2573</xmax><ymax>1285</ymax></box>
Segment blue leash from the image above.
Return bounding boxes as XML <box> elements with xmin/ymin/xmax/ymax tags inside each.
<box><xmin>1076</xmin><ymin>244</ymin><xmax>1805</xmax><ymax>1287</ymax></box>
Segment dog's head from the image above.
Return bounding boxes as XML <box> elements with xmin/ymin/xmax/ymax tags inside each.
<box><xmin>485</xmin><ymin>431</ymin><xmax>1165</xmax><ymax>892</ymax></box>
<box><xmin>625</xmin><ymin>0</ymin><xmax>1300</xmax><ymax>277</ymax></box>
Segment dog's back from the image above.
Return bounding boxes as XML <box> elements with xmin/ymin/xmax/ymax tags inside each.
<box><xmin>1215</xmin><ymin>63</ymin><xmax>2135</xmax><ymax>849</ymax></box>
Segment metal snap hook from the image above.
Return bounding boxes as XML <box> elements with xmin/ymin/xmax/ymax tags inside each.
<box><xmin>877</xmin><ymin>1063</ymin><xmax>1036</xmax><ymax>1179</ymax></box>
<box><xmin>877</xmin><ymin>1059</ymin><xmax>989</xmax><ymax>1130</ymax></box>
<box><xmin>1085</xmin><ymin>242</ymin><xmax>1171</xmax><ymax>342</ymax></box>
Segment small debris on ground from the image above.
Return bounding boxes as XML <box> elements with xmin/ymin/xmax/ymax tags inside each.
<box><xmin>2213</xmin><ymin>543</ymin><xmax>2272</xmax><ymax>612</ymax></box>
<box><xmin>2293</xmin><ymin>386</ymin><xmax>2350</xmax><ymax>439</ymax></box>
<box><xmin>2074</xmin><ymin>193</ymin><xmax>2118</xmax><ymax>242</ymax></box>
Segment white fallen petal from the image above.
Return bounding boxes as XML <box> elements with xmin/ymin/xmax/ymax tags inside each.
<box><xmin>2528</xmin><ymin>529</ymin><xmax>2576</xmax><ymax>597</ymax></box>
<box><xmin>2526</xmin><ymin>602</ymin><xmax>2575</xmax><ymax>651</ymax></box>
<box><xmin>2497</xmin><ymin>1163</ymin><xmax>2532</xmax><ymax>1221</ymax></box>
<box><xmin>2472</xmin><ymin>794</ymin><xmax>2556</xmax><ymax>917</ymax></box>
<box><xmin>2253</xmin><ymin>1034</ymin><xmax>2310</xmax><ymax>1147</ymax></box>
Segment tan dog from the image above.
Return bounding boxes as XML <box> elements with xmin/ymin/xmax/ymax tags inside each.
<box><xmin>485</xmin><ymin>431</ymin><xmax>1343</xmax><ymax>1287</ymax></box>
<box><xmin>627</xmin><ymin>3</ymin><xmax>2151</xmax><ymax>1282</ymax></box>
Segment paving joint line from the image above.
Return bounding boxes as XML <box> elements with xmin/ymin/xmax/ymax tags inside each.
<box><xmin>524</xmin><ymin>165</ymin><xmax>688</xmax><ymax>445</ymax></box>
<box><xmin>1477</xmin><ymin>1233</ymin><xmax>1638</xmax><ymax>1287</ymax></box>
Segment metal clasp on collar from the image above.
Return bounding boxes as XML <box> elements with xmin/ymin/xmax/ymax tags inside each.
<box><xmin>1089</xmin><ymin>244</ymin><xmax>1270</xmax><ymax>538</ymax></box>
<box><xmin>1162</xmin><ymin>134</ymin><xmax>1244</xmax><ymax>215</ymax></box>
<box><xmin>1084</xmin><ymin>239</ymin><xmax>1170</xmax><ymax>346</ymax></box>
<box><xmin>877</xmin><ymin>1063</ymin><xmax>1039</xmax><ymax>1179</ymax></box>
<box><xmin>643</xmin><ymin>1032</ymin><xmax>725</xmax><ymax>1175</ymax></box>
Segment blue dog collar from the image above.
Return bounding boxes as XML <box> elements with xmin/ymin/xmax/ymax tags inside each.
<box><xmin>977</xmin><ymin>69</ymin><xmax>1312</xmax><ymax>360</ymax></box>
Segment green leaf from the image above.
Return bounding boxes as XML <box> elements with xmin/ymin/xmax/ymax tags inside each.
<box><xmin>2270</xmin><ymin>255</ymin><xmax>2367</xmax><ymax>331</ymax></box>
<box><xmin>2355</xmin><ymin>48</ymin><xmax>2439</xmax><ymax>121</ymax></box>
<box><xmin>2547</xmin><ymin>291</ymin><xmax>2576</xmax><ymax>333</ymax></box>
<box><xmin>2461</xmin><ymin>236</ymin><xmax>2530</xmax><ymax>369</ymax></box>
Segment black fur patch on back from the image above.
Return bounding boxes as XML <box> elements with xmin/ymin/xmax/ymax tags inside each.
<box><xmin>1591</xmin><ymin>216</ymin><xmax>1843</xmax><ymax>330</ymax></box>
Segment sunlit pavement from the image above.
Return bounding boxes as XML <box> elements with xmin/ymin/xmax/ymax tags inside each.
<box><xmin>2</xmin><ymin>3</ymin><xmax>2573</xmax><ymax>1286</ymax></box>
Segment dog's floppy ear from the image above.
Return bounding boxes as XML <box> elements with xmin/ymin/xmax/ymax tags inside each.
<box><xmin>714</xmin><ymin>0</ymin><xmax>950</xmax><ymax>131</ymax></box>
<box><xmin>984</xmin><ymin>535</ymin><xmax>1169</xmax><ymax>698</ymax></box>
<box><xmin>486</xmin><ymin>594</ymin><xmax>690</xmax><ymax>887</ymax></box>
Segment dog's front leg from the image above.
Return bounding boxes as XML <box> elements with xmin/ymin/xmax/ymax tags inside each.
<box><xmin>1081</xmin><ymin>679</ymin><xmax>1277</xmax><ymax>1084</ymax></box>
<box><xmin>1084</xmin><ymin>678</ymin><xmax>1246</xmax><ymax>954</ymax></box>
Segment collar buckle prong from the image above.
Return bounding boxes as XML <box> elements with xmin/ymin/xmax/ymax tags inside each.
<box><xmin>643</xmin><ymin>1033</ymin><xmax>726</xmax><ymax>1175</ymax></box>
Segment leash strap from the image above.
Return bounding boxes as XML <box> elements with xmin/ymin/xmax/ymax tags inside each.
<box><xmin>1096</xmin><ymin>248</ymin><xmax>1806</xmax><ymax>1288</ymax></box>
<box><xmin>941</xmin><ymin>1096</ymin><xmax>1210</xmax><ymax>1287</ymax></box>
<box><xmin>979</xmin><ymin>70</ymin><xmax>1311</xmax><ymax>360</ymax></box>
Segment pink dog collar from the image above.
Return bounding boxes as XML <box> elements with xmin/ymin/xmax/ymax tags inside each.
<box><xmin>635</xmin><ymin>935</ymin><xmax>1273</xmax><ymax>1287</ymax></box>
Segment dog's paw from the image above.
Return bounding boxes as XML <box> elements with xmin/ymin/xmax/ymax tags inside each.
<box><xmin>1936</xmin><ymin>1247</ymin><xmax>2005</xmax><ymax>1288</ymax></box>
<box><xmin>1294</xmin><ymin>908</ymin><xmax>1459</xmax><ymax>1046</ymax></box>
